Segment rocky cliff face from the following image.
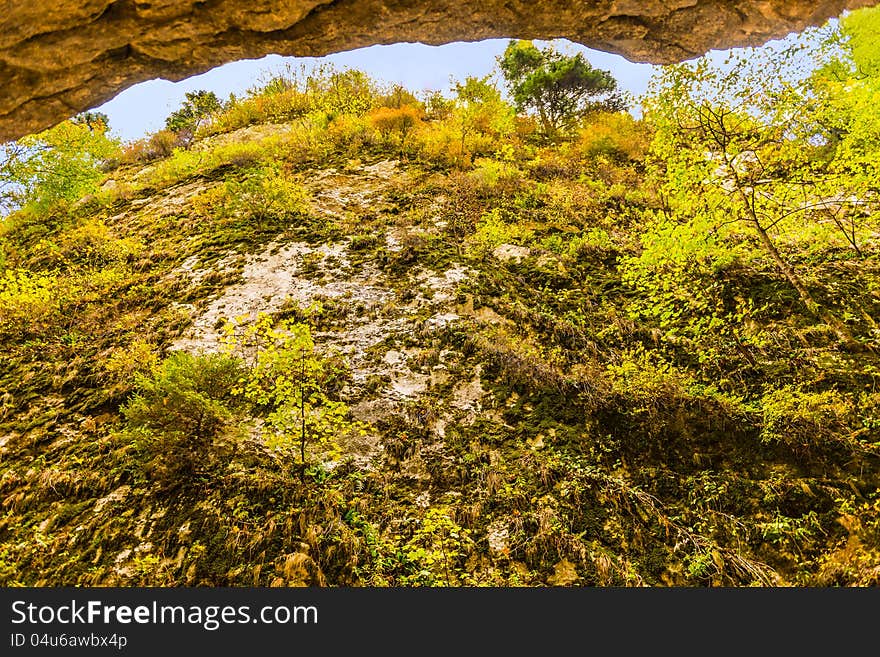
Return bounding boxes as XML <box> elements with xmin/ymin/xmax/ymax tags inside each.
<box><xmin>1</xmin><ymin>0</ymin><xmax>873</xmax><ymax>141</ymax></box>
<box><xmin>2</xmin><ymin>100</ymin><xmax>879</xmax><ymax>586</ymax></box>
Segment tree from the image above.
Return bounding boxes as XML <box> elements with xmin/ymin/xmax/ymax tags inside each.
<box><xmin>164</xmin><ymin>90</ymin><xmax>223</xmax><ymax>145</ymax></box>
<box><xmin>223</xmin><ymin>313</ymin><xmax>356</xmax><ymax>481</ymax></box>
<box><xmin>451</xmin><ymin>75</ymin><xmax>514</xmax><ymax>166</ymax></box>
<box><xmin>1</xmin><ymin>116</ymin><xmax>119</xmax><ymax>214</ymax></box>
<box><xmin>807</xmin><ymin>5</ymin><xmax>880</xmax><ymax>227</ymax></box>
<box><xmin>642</xmin><ymin>28</ymin><xmax>878</xmax><ymax>350</ymax></box>
<box><xmin>498</xmin><ymin>40</ymin><xmax>626</xmax><ymax>141</ymax></box>
<box><xmin>122</xmin><ymin>352</ymin><xmax>246</xmax><ymax>487</ymax></box>
<box><xmin>72</xmin><ymin>111</ymin><xmax>110</xmax><ymax>133</ymax></box>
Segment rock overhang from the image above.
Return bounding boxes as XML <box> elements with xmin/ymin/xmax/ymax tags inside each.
<box><xmin>0</xmin><ymin>0</ymin><xmax>875</xmax><ymax>141</ymax></box>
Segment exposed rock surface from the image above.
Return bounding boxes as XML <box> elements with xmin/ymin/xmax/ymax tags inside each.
<box><xmin>1</xmin><ymin>0</ymin><xmax>873</xmax><ymax>141</ymax></box>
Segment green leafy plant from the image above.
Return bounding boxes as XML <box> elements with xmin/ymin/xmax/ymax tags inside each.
<box><xmin>1</xmin><ymin>117</ymin><xmax>119</xmax><ymax>213</ymax></box>
<box><xmin>222</xmin><ymin>313</ymin><xmax>360</xmax><ymax>479</ymax></box>
<box><xmin>165</xmin><ymin>90</ymin><xmax>223</xmax><ymax>146</ymax></box>
<box><xmin>499</xmin><ymin>40</ymin><xmax>626</xmax><ymax>142</ymax></box>
<box><xmin>122</xmin><ymin>351</ymin><xmax>246</xmax><ymax>487</ymax></box>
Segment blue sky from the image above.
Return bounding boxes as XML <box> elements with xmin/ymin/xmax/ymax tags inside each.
<box><xmin>97</xmin><ymin>39</ymin><xmax>659</xmax><ymax>142</ymax></box>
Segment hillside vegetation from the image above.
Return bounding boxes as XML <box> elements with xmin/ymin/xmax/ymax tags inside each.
<box><xmin>1</xmin><ymin>20</ymin><xmax>879</xmax><ymax>586</ymax></box>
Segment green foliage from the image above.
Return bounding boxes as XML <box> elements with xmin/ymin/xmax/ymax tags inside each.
<box><xmin>223</xmin><ymin>166</ymin><xmax>311</xmax><ymax>230</ymax></box>
<box><xmin>2</xmin><ymin>21</ymin><xmax>880</xmax><ymax>590</ymax></box>
<box><xmin>203</xmin><ymin>65</ymin><xmax>379</xmax><ymax>137</ymax></box>
<box><xmin>499</xmin><ymin>40</ymin><xmax>625</xmax><ymax>141</ymax></box>
<box><xmin>1</xmin><ymin>118</ymin><xmax>119</xmax><ymax>213</ymax></box>
<box><xmin>0</xmin><ymin>268</ymin><xmax>69</xmax><ymax>338</ymax></box>
<box><xmin>400</xmin><ymin>507</ymin><xmax>473</xmax><ymax>586</ymax></box>
<box><xmin>422</xmin><ymin>75</ymin><xmax>515</xmax><ymax>167</ymax></box>
<box><xmin>104</xmin><ymin>340</ymin><xmax>160</xmax><ymax>385</ymax></box>
<box><xmin>165</xmin><ymin>90</ymin><xmax>223</xmax><ymax>144</ymax></box>
<box><xmin>760</xmin><ymin>385</ymin><xmax>853</xmax><ymax>450</ymax></box>
<box><xmin>840</xmin><ymin>5</ymin><xmax>880</xmax><ymax>77</ymax></box>
<box><xmin>122</xmin><ymin>351</ymin><xmax>246</xmax><ymax>485</ymax></box>
<box><xmin>619</xmin><ymin>209</ymin><xmax>745</xmax><ymax>347</ymax></box>
<box><xmin>38</xmin><ymin>218</ymin><xmax>144</xmax><ymax>268</ymax></box>
<box><xmin>222</xmin><ymin>313</ymin><xmax>359</xmax><ymax>472</ymax></box>
<box><xmin>140</xmin><ymin>137</ymin><xmax>277</xmax><ymax>188</ymax></box>
<box><xmin>642</xmin><ymin>32</ymin><xmax>879</xmax><ymax>347</ymax></box>
<box><xmin>466</xmin><ymin>208</ymin><xmax>534</xmax><ymax>258</ymax></box>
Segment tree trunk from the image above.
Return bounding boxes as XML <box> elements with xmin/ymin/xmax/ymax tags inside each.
<box><xmin>748</xmin><ymin>215</ymin><xmax>858</xmax><ymax>349</ymax></box>
<box><xmin>722</xmin><ymin>152</ymin><xmax>860</xmax><ymax>350</ymax></box>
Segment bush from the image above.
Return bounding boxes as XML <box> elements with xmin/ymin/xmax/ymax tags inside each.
<box><xmin>103</xmin><ymin>340</ymin><xmax>159</xmax><ymax>386</ymax></box>
<box><xmin>119</xmin><ymin>130</ymin><xmax>184</xmax><ymax>165</ymax></box>
<box><xmin>7</xmin><ymin>120</ymin><xmax>120</xmax><ymax>214</ymax></box>
<box><xmin>326</xmin><ymin>114</ymin><xmax>374</xmax><ymax>153</ymax></box>
<box><xmin>574</xmin><ymin>112</ymin><xmax>651</xmax><ymax>164</ymax></box>
<box><xmin>760</xmin><ymin>385</ymin><xmax>854</xmax><ymax>452</ymax></box>
<box><xmin>467</xmin><ymin>158</ymin><xmax>522</xmax><ymax>192</ymax></box>
<box><xmin>140</xmin><ymin>138</ymin><xmax>274</xmax><ymax>188</ymax></box>
<box><xmin>142</xmin><ymin>148</ymin><xmax>205</xmax><ymax>188</ymax></box>
<box><xmin>200</xmin><ymin>65</ymin><xmax>379</xmax><ymax>138</ymax></box>
<box><xmin>122</xmin><ymin>352</ymin><xmax>246</xmax><ymax>486</ymax></box>
<box><xmin>0</xmin><ymin>269</ymin><xmax>71</xmax><ymax>338</ymax></box>
<box><xmin>224</xmin><ymin>166</ymin><xmax>310</xmax><ymax>230</ymax></box>
<box><xmin>368</xmin><ymin>105</ymin><xmax>423</xmax><ymax>151</ymax></box>
<box><xmin>50</xmin><ymin>219</ymin><xmax>143</xmax><ymax>267</ymax></box>
<box><xmin>221</xmin><ymin>313</ymin><xmax>358</xmax><ymax>469</ymax></box>
<box><xmin>466</xmin><ymin>208</ymin><xmax>534</xmax><ymax>259</ymax></box>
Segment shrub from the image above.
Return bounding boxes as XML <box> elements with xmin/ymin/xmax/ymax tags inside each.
<box><xmin>140</xmin><ymin>138</ymin><xmax>274</xmax><ymax>188</ymax></box>
<box><xmin>368</xmin><ymin>105</ymin><xmax>423</xmax><ymax>151</ymax></box>
<box><xmin>221</xmin><ymin>314</ymin><xmax>359</xmax><ymax>472</ymax></box>
<box><xmin>200</xmin><ymin>65</ymin><xmax>379</xmax><ymax>138</ymax></box>
<box><xmin>606</xmin><ymin>348</ymin><xmax>687</xmax><ymax>407</ymax></box>
<box><xmin>210</xmin><ymin>139</ymin><xmax>272</xmax><ymax>169</ymax></box>
<box><xmin>142</xmin><ymin>148</ymin><xmax>205</xmax><ymax>188</ymax></box>
<box><xmin>122</xmin><ymin>351</ymin><xmax>246</xmax><ymax>486</ymax></box>
<box><xmin>466</xmin><ymin>208</ymin><xmax>534</xmax><ymax>259</ymax></box>
<box><xmin>574</xmin><ymin>112</ymin><xmax>651</xmax><ymax>164</ymax></box>
<box><xmin>275</xmin><ymin>117</ymin><xmax>332</xmax><ymax>165</ymax></box>
<box><xmin>49</xmin><ymin>219</ymin><xmax>143</xmax><ymax>267</ymax></box>
<box><xmin>119</xmin><ymin>130</ymin><xmax>184</xmax><ymax>165</ymax></box>
<box><xmin>0</xmin><ymin>269</ymin><xmax>70</xmax><ymax>338</ymax></box>
<box><xmin>760</xmin><ymin>386</ymin><xmax>854</xmax><ymax>452</ymax></box>
<box><xmin>467</xmin><ymin>158</ymin><xmax>522</xmax><ymax>192</ymax></box>
<box><xmin>7</xmin><ymin>120</ymin><xmax>120</xmax><ymax>214</ymax></box>
<box><xmin>413</xmin><ymin>120</ymin><xmax>467</xmax><ymax>168</ymax></box>
<box><xmin>223</xmin><ymin>166</ymin><xmax>310</xmax><ymax>230</ymax></box>
<box><xmin>326</xmin><ymin>114</ymin><xmax>374</xmax><ymax>153</ymax></box>
<box><xmin>104</xmin><ymin>340</ymin><xmax>160</xmax><ymax>385</ymax></box>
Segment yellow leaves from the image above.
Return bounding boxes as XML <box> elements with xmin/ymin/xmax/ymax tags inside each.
<box><xmin>103</xmin><ymin>340</ymin><xmax>159</xmax><ymax>382</ymax></box>
<box><xmin>0</xmin><ymin>268</ymin><xmax>70</xmax><ymax>337</ymax></box>
<box><xmin>759</xmin><ymin>385</ymin><xmax>855</xmax><ymax>450</ymax></box>
<box><xmin>367</xmin><ymin>105</ymin><xmax>423</xmax><ymax>137</ymax></box>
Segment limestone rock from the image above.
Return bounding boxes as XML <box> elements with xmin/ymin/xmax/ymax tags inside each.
<box><xmin>492</xmin><ymin>243</ymin><xmax>531</xmax><ymax>263</ymax></box>
<box><xmin>1</xmin><ymin>0</ymin><xmax>873</xmax><ymax>141</ymax></box>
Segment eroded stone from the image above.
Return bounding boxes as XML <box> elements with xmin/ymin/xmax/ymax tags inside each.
<box><xmin>1</xmin><ymin>0</ymin><xmax>872</xmax><ymax>141</ymax></box>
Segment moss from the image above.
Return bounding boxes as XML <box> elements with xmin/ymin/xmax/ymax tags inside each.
<box><xmin>0</xmin><ymin>99</ymin><xmax>878</xmax><ymax>588</ymax></box>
